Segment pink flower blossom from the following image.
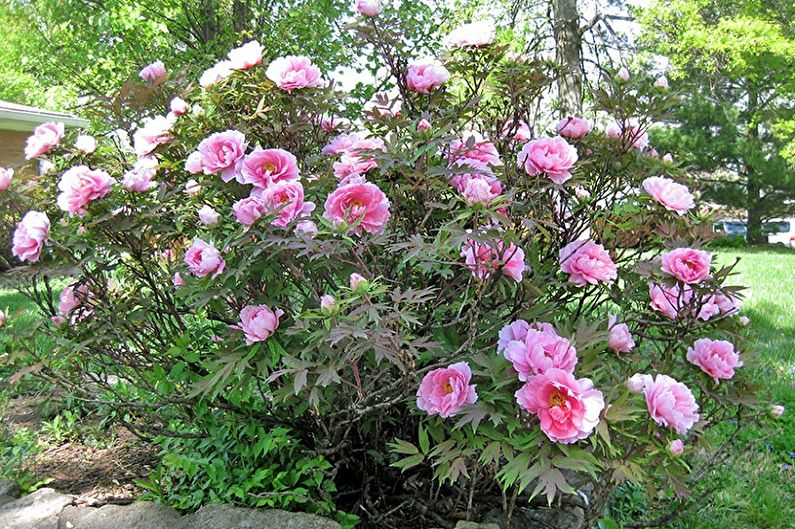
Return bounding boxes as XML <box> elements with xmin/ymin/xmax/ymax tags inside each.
<box><xmin>649</xmin><ymin>282</ymin><xmax>693</xmax><ymax>319</ymax></box>
<box><xmin>197</xmin><ymin>205</ymin><xmax>220</xmax><ymax>225</ymax></box>
<box><xmin>0</xmin><ymin>168</ymin><xmax>13</xmax><ymax>191</ymax></box>
<box><xmin>627</xmin><ymin>373</ymin><xmax>652</xmax><ymax>394</ymax></box>
<box><xmin>333</xmin><ymin>155</ymin><xmax>377</xmax><ymax>181</ymax></box>
<box><xmin>669</xmin><ymin>439</ymin><xmax>684</xmax><ymax>456</ymax></box>
<box><xmin>318</xmin><ymin>115</ymin><xmax>350</xmax><ymax>132</ymax></box>
<box><xmin>255</xmin><ymin>180</ymin><xmax>315</xmax><ymax>228</ymax></box>
<box><xmin>607</xmin><ymin>314</ymin><xmax>635</xmax><ymax>353</ymax></box>
<box><xmin>24</xmin><ymin>122</ymin><xmax>64</xmax><ymax>159</ymax></box>
<box><xmin>642</xmin><ymin>176</ymin><xmax>695</xmax><ymax>215</ymax></box>
<box><xmin>133</xmin><ymin>115</ymin><xmax>175</xmax><ymax>157</ymax></box>
<box><xmin>323</xmin><ymin>180</ymin><xmax>390</xmax><ymax>235</ymax></box>
<box><xmin>559</xmin><ymin>240</ymin><xmax>617</xmax><ymax>286</ymax></box>
<box><xmin>461</xmin><ymin>238</ymin><xmax>526</xmax><ymax>282</ymax></box>
<box><xmin>0</xmin><ymin>310</ymin><xmax>5</xmax><ymax>327</ymax></box>
<box><xmin>12</xmin><ymin>211</ymin><xmax>50</xmax><ymax>262</ymax></box>
<box><xmin>416</xmin><ymin>362</ymin><xmax>478</xmax><ymax>418</ymax></box>
<box><xmin>500</xmin><ymin>118</ymin><xmax>532</xmax><ymax>143</ymax></box>
<box><xmin>355</xmin><ymin>0</ymin><xmax>381</xmax><ymax>17</ymax></box>
<box><xmin>58</xmin><ymin>284</ymin><xmax>90</xmax><ymax>318</ymax></box>
<box><xmin>515</xmin><ymin>368</ymin><xmax>604</xmax><ymax>444</ymax></box>
<box><xmin>320</xmin><ymin>294</ymin><xmax>336</xmax><ymax>312</ymax></box>
<box><xmin>227</xmin><ymin>40</ymin><xmax>264</xmax><ymax>70</ymax></box>
<box><xmin>686</xmin><ymin>338</ymin><xmax>742</xmax><ymax>383</ymax></box>
<box><xmin>74</xmin><ymin>135</ymin><xmax>97</xmax><ymax>154</ymax></box>
<box><xmin>184</xmin><ymin>179</ymin><xmax>201</xmax><ymax>196</ymax></box>
<box><xmin>406</xmin><ymin>58</ymin><xmax>450</xmax><ymax>93</ymax></box>
<box><xmin>445</xmin><ymin>21</ymin><xmax>496</xmax><ymax>48</ymax></box>
<box><xmin>323</xmin><ymin>133</ymin><xmax>360</xmax><ymax>156</ymax></box>
<box><xmin>200</xmin><ymin>60</ymin><xmax>234</xmax><ymax>88</ymax></box>
<box><xmin>349</xmin><ymin>273</ymin><xmax>367</xmax><ymax>291</ymax></box>
<box><xmin>556</xmin><ymin>117</ymin><xmax>592</xmax><ymax>139</ymax></box>
<box><xmin>232</xmin><ymin>196</ymin><xmax>266</xmax><ymax>226</ymax></box>
<box><xmin>173</xmin><ymin>272</ymin><xmax>186</xmax><ymax>289</ymax></box>
<box><xmin>644</xmin><ymin>374</ymin><xmax>699</xmax><ymax>435</ymax></box>
<box><xmin>239</xmin><ymin>147</ymin><xmax>299</xmax><ymax>188</ymax></box>
<box><xmin>655</xmin><ymin>76</ymin><xmax>669</xmax><ymax>89</ymax></box>
<box><xmin>606</xmin><ymin>118</ymin><xmax>649</xmax><ymax>150</ymax></box>
<box><xmin>460</xmin><ymin>175</ymin><xmax>502</xmax><ymax>204</ymax></box>
<box><xmin>503</xmin><ymin>327</ymin><xmax>577</xmax><ymax>380</ymax></box>
<box><xmin>417</xmin><ymin>119</ymin><xmax>432</xmax><ymax>132</ymax></box>
<box><xmin>518</xmin><ymin>136</ymin><xmax>578</xmax><ymax>185</ymax></box>
<box><xmin>236</xmin><ymin>304</ymin><xmax>284</xmax><ymax>345</ymax></box>
<box><xmin>294</xmin><ymin>220</ymin><xmax>318</xmax><ymax>237</ymax></box>
<box><xmin>617</xmin><ymin>67</ymin><xmax>630</xmax><ymax>81</ymax></box>
<box><xmin>771</xmin><ymin>405</ymin><xmax>785</xmax><ymax>418</ymax></box>
<box><xmin>497</xmin><ymin>321</ymin><xmax>557</xmax><ymax>353</ymax></box>
<box><xmin>697</xmin><ymin>291</ymin><xmax>740</xmax><ymax>321</ymax></box>
<box><xmin>738</xmin><ymin>315</ymin><xmax>750</xmax><ymax>326</ymax></box>
<box><xmin>197</xmin><ymin>130</ymin><xmax>247</xmax><ymax>182</ymax></box>
<box><xmin>266</xmin><ymin>55</ymin><xmax>323</xmax><ymax>92</ymax></box>
<box><xmin>122</xmin><ymin>157</ymin><xmax>158</xmax><ymax>192</ymax></box>
<box><xmin>662</xmin><ymin>247</ymin><xmax>712</xmax><ymax>284</ymax></box>
<box><xmin>662</xmin><ymin>153</ymin><xmax>673</xmax><ymax>163</ymax></box>
<box><xmin>57</xmin><ymin>165</ymin><xmax>115</xmax><ymax>217</ymax></box>
<box><xmin>139</xmin><ymin>60</ymin><xmax>166</xmax><ymax>83</ymax></box>
<box><xmin>170</xmin><ymin>97</ymin><xmax>190</xmax><ymax>116</ymax></box>
<box><xmin>184</xmin><ymin>238</ymin><xmax>225</xmax><ymax>278</ymax></box>
<box><xmin>185</xmin><ymin>152</ymin><xmax>203</xmax><ymax>174</ymax></box>
<box><xmin>448</xmin><ymin>132</ymin><xmax>501</xmax><ymax>168</ymax></box>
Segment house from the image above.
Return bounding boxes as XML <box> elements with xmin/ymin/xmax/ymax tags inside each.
<box><xmin>0</xmin><ymin>100</ymin><xmax>88</xmax><ymax>169</ymax></box>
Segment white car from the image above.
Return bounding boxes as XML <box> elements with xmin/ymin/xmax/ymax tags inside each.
<box><xmin>764</xmin><ymin>218</ymin><xmax>795</xmax><ymax>247</ymax></box>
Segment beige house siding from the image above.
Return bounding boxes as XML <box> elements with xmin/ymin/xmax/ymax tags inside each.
<box><xmin>0</xmin><ymin>129</ymin><xmax>29</xmax><ymax>168</ymax></box>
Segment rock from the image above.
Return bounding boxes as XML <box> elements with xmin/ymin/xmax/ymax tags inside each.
<box><xmin>57</xmin><ymin>502</ymin><xmax>180</xmax><ymax>529</ymax></box>
<box><xmin>176</xmin><ymin>505</ymin><xmax>342</xmax><ymax>529</ymax></box>
<box><xmin>0</xmin><ymin>479</ymin><xmax>20</xmax><ymax>497</ymax></box>
<box><xmin>0</xmin><ymin>495</ymin><xmax>17</xmax><ymax>508</ymax></box>
<box><xmin>455</xmin><ymin>522</ymin><xmax>501</xmax><ymax>529</ymax></box>
<box><xmin>0</xmin><ymin>488</ymin><xmax>73</xmax><ymax>529</ymax></box>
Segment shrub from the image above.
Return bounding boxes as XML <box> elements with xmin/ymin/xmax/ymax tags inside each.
<box><xmin>2</xmin><ymin>6</ymin><xmax>775</xmax><ymax>529</ymax></box>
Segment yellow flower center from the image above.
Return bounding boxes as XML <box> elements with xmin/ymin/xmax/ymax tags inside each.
<box><xmin>548</xmin><ymin>390</ymin><xmax>566</xmax><ymax>408</ymax></box>
<box><xmin>262</xmin><ymin>162</ymin><xmax>277</xmax><ymax>173</ymax></box>
<box><xmin>443</xmin><ymin>381</ymin><xmax>454</xmax><ymax>394</ymax></box>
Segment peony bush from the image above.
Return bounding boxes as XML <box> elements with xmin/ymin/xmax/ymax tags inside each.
<box><xmin>2</xmin><ymin>4</ymin><xmax>775</xmax><ymax>528</ymax></box>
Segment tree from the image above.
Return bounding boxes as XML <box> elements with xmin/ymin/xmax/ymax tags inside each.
<box><xmin>639</xmin><ymin>0</ymin><xmax>795</xmax><ymax>244</ymax></box>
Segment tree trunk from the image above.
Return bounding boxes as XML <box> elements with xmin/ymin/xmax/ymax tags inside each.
<box><xmin>745</xmin><ymin>85</ymin><xmax>764</xmax><ymax>245</ymax></box>
<box><xmin>553</xmin><ymin>0</ymin><xmax>583</xmax><ymax>116</ymax></box>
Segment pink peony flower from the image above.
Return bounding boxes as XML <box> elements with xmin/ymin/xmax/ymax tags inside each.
<box><xmin>294</xmin><ymin>220</ymin><xmax>318</xmax><ymax>238</ymax></box>
<box><xmin>227</xmin><ymin>40</ymin><xmax>264</xmax><ymax>70</ymax></box>
<box><xmin>184</xmin><ymin>179</ymin><xmax>201</xmax><ymax>196</ymax></box>
<box><xmin>518</xmin><ymin>136</ymin><xmax>578</xmax><ymax>185</ymax></box>
<box><xmin>0</xmin><ymin>310</ymin><xmax>5</xmax><ymax>327</ymax></box>
<box><xmin>662</xmin><ymin>153</ymin><xmax>673</xmax><ymax>163</ymax></box>
<box><xmin>617</xmin><ymin>67</ymin><xmax>630</xmax><ymax>81</ymax></box>
<box><xmin>266</xmin><ymin>55</ymin><xmax>323</xmax><ymax>92</ymax></box>
<box><xmin>184</xmin><ymin>238</ymin><xmax>225</xmax><ymax>278</ymax></box>
<box><xmin>643</xmin><ymin>374</ymin><xmax>699</xmax><ymax>435</ymax></box>
<box><xmin>606</xmin><ymin>118</ymin><xmax>649</xmax><ymax>150</ymax></box>
<box><xmin>500</xmin><ymin>118</ymin><xmax>532</xmax><ymax>143</ymax></box>
<box><xmin>12</xmin><ymin>211</ymin><xmax>50</xmax><ymax>262</ymax></box>
<box><xmin>642</xmin><ymin>176</ymin><xmax>694</xmax><ymax>215</ymax></box>
<box><xmin>197</xmin><ymin>205</ymin><xmax>220</xmax><ymax>225</ymax></box>
<box><xmin>662</xmin><ymin>247</ymin><xmax>712</xmax><ymax>284</ymax></box>
<box><xmin>445</xmin><ymin>21</ymin><xmax>496</xmax><ymax>48</ymax></box>
<box><xmin>655</xmin><ymin>76</ymin><xmax>669</xmax><ymax>89</ymax></box>
<box><xmin>607</xmin><ymin>314</ymin><xmax>635</xmax><ymax>353</ymax></box>
<box><xmin>232</xmin><ymin>196</ymin><xmax>266</xmax><ymax>226</ymax></box>
<box><xmin>515</xmin><ymin>368</ymin><xmax>604</xmax><ymax>444</ymax></box>
<box><xmin>133</xmin><ymin>115</ymin><xmax>175</xmax><ymax>157</ymax></box>
<box><xmin>320</xmin><ymin>294</ymin><xmax>336</xmax><ymax>312</ymax></box>
<box><xmin>333</xmin><ymin>155</ymin><xmax>378</xmax><ymax>181</ymax></box>
<box><xmin>322</xmin><ymin>133</ymin><xmax>360</xmax><ymax>156</ymax></box>
<box><xmin>323</xmin><ymin>180</ymin><xmax>390</xmax><ymax>235</ymax></box>
<box><xmin>355</xmin><ymin>0</ymin><xmax>381</xmax><ymax>17</ymax></box>
<box><xmin>697</xmin><ymin>291</ymin><xmax>740</xmax><ymax>321</ymax></box>
<box><xmin>559</xmin><ymin>240</ymin><xmax>617</xmax><ymax>286</ymax></box>
<box><xmin>771</xmin><ymin>405</ymin><xmax>785</xmax><ymax>418</ymax></box>
<box><xmin>197</xmin><ymin>130</ymin><xmax>247</xmax><ymax>182</ymax></box>
<box><xmin>649</xmin><ymin>282</ymin><xmax>693</xmax><ymax>319</ymax></box>
<box><xmin>416</xmin><ymin>362</ymin><xmax>478</xmax><ymax>418</ymax></box>
<box><xmin>139</xmin><ymin>60</ymin><xmax>166</xmax><ymax>83</ymax></box>
<box><xmin>239</xmin><ymin>148</ymin><xmax>299</xmax><ymax>188</ymax></box>
<box><xmin>448</xmin><ymin>132</ymin><xmax>501</xmax><ymax>168</ymax></box>
<box><xmin>461</xmin><ymin>238</ymin><xmax>526</xmax><ymax>283</ymax></box>
<box><xmin>200</xmin><ymin>60</ymin><xmax>234</xmax><ymax>88</ymax></box>
<box><xmin>627</xmin><ymin>373</ymin><xmax>652</xmax><ymax>394</ymax></box>
<box><xmin>318</xmin><ymin>115</ymin><xmax>350</xmax><ymax>132</ymax></box>
<box><xmin>255</xmin><ymin>180</ymin><xmax>316</xmax><ymax>228</ymax></box>
<box><xmin>460</xmin><ymin>175</ymin><xmax>502</xmax><ymax>204</ymax></box>
<box><xmin>170</xmin><ymin>97</ymin><xmax>190</xmax><ymax>116</ymax></box>
<box><xmin>417</xmin><ymin>119</ymin><xmax>432</xmax><ymax>132</ymax></box>
<box><xmin>172</xmin><ymin>272</ymin><xmax>186</xmax><ymax>288</ymax></box>
<box><xmin>56</xmin><ymin>165</ymin><xmax>115</xmax><ymax>217</ymax></box>
<box><xmin>669</xmin><ymin>439</ymin><xmax>684</xmax><ymax>456</ymax></box>
<box><xmin>24</xmin><ymin>122</ymin><xmax>64</xmax><ymax>159</ymax></box>
<box><xmin>406</xmin><ymin>58</ymin><xmax>450</xmax><ymax>93</ymax></box>
<box><xmin>349</xmin><ymin>273</ymin><xmax>367</xmax><ymax>291</ymax></box>
<box><xmin>74</xmin><ymin>135</ymin><xmax>97</xmax><ymax>154</ymax></box>
<box><xmin>686</xmin><ymin>338</ymin><xmax>742</xmax><ymax>383</ymax></box>
<box><xmin>0</xmin><ymin>167</ymin><xmax>13</xmax><ymax>191</ymax></box>
<box><xmin>504</xmin><ymin>329</ymin><xmax>577</xmax><ymax>381</ymax></box>
<box><xmin>556</xmin><ymin>117</ymin><xmax>592</xmax><ymax>139</ymax></box>
<box><xmin>57</xmin><ymin>284</ymin><xmax>89</xmax><ymax>317</ymax></box>
<box><xmin>738</xmin><ymin>315</ymin><xmax>750</xmax><ymax>326</ymax></box>
<box><xmin>236</xmin><ymin>304</ymin><xmax>284</xmax><ymax>345</ymax></box>
<box><xmin>122</xmin><ymin>157</ymin><xmax>158</xmax><ymax>192</ymax></box>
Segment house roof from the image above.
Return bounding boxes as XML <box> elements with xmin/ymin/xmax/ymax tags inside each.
<box><xmin>0</xmin><ymin>100</ymin><xmax>89</xmax><ymax>132</ymax></box>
